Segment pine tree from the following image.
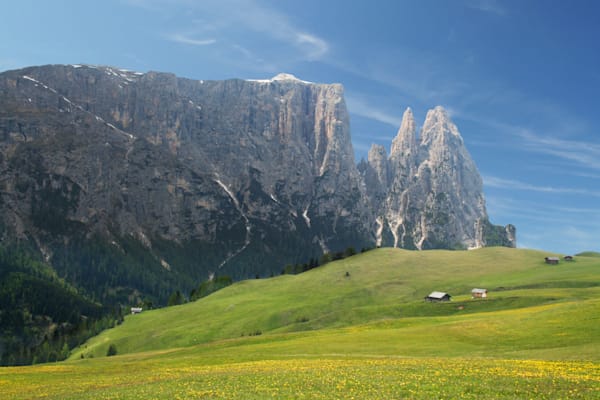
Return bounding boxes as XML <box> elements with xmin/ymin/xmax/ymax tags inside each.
<box><xmin>106</xmin><ymin>343</ymin><xmax>117</xmax><ymax>357</ymax></box>
<box><xmin>167</xmin><ymin>290</ymin><xmax>183</xmax><ymax>306</ymax></box>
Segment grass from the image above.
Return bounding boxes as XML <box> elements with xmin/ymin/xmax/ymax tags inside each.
<box><xmin>2</xmin><ymin>247</ymin><xmax>600</xmax><ymax>399</ymax></box>
<box><xmin>2</xmin><ymin>357</ymin><xmax>599</xmax><ymax>399</ymax></box>
<box><xmin>577</xmin><ymin>251</ymin><xmax>600</xmax><ymax>258</ymax></box>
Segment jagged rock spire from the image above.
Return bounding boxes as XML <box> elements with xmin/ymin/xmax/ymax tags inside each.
<box><xmin>390</xmin><ymin>107</ymin><xmax>417</xmax><ymax>160</ymax></box>
<box><xmin>362</xmin><ymin>104</ymin><xmax>516</xmax><ymax>251</ymax></box>
<box><xmin>420</xmin><ymin>106</ymin><xmax>462</xmax><ymax>147</ymax></box>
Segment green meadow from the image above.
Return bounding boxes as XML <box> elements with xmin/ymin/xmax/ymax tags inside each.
<box><xmin>2</xmin><ymin>247</ymin><xmax>600</xmax><ymax>399</ymax></box>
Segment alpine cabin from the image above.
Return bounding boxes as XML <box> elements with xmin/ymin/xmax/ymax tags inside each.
<box><xmin>425</xmin><ymin>291</ymin><xmax>452</xmax><ymax>302</ymax></box>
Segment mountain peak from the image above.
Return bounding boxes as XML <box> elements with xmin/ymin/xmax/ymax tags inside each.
<box><xmin>402</xmin><ymin>107</ymin><xmax>415</xmax><ymax>124</ymax></box>
<box><xmin>362</xmin><ymin>104</ymin><xmax>514</xmax><ymax>251</ymax></box>
<box><xmin>421</xmin><ymin>105</ymin><xmax>462</xmax><ymax>144</ymax></box>
<box><xmin>272</xmin><ymin>73</ymin><xmax>301</xmax><ymax>81</ymax></box>
<box><xmin>368</xmin><ymin>144</ymin><xmax>388</xmax><ymax>168</ymax></box>
<box><xmin>390</xmin><ymin>107</ymin><xmax>417</xmax><ymax>159</ymax></box>
<box><xmin>426</xmin><ymin>106</ymin><xmax>451</xmax><ymax>123</ymax></box>
<box><xmin>247</xmin><ymin>73</ymin><xmax>313</xmax><ymax>84</ymax></box>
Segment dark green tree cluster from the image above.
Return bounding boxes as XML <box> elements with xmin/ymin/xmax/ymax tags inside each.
<box><xmin>51</xmin><ymin>235</ymin><xmax>180</xmax><ymax>306</ymax></box>
<box><xmin>282</xmin><ymin>246</ymin><xmax>368</xmax><ymax>276</ymax></box>
<box><xmin>320</xmin><ymin>246</ymin><xmax>361</xmax><ymax>265</ymax></box>
<box><xmin>106</xmin><ymin>343</ymin><xmax>117</xmax><ymax>357</ymax></box>
<box><xmin>162</xmin><ymin>275</ymin><xmax>235</xmax><ymax>308</ymax></box>
<box><xmin>189</xmin><ymin>276</ymin><xmax>233</xmax><ymax>301</ymax></box>
<box><xmin>282</xmin><ymin>257</ymin><xmax>320</xmax><ymax>275</ymax></box>
<box><xmin>167</xmin><ymin>290</ymin><xmax>184</xmax><ymax>306</ymax></box>
<box><xmin>0</xmin><ymin>244</ymin><xmax>123</xmax><ymax>366</ymax></box>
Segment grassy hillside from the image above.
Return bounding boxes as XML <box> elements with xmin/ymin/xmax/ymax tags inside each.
<box><xmin>2</xmin><ymin>247</ymin><xmax>600</xmax><ymax>399</ymax></box>
<box><xmin>577</xmin><ymin>251</ymin><xmax>600</xmax><ymax>258</ymax></box>
<box><xmin>70</xmin><ymin>247</ymin><xmax>600</xmax><ymax>360</ymax></box>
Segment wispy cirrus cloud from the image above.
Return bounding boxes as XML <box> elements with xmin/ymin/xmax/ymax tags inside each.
<box><xmin>326</xmin><ymin>44</ymin><xmax>476</xmax><ymax>111</ymax></box>
<box><xmin>224</xmin><ymin>2</ymin><xmax>329</xmax><ymax>62</ymax></box>
<box><xmin>515</xmin><ymin>129</ymin><xmax>600</xmax><ymax>171</ymax></box>
<box><xmin>483</xmin><ymin>175</ymin><xmax>600</xmax><ymax>197</ymax></box>
<box><xmin>295</xmin><ymin>33</ymin><xmax>328</xmax><ymax>61</ymax></box>
<box><xmin>485</xmin><ymin>193</ymin><xmax>600</xmax><ymax>252</ymax></box>
<box><xmin>165</xmin><ymin>33</ymin><xmax>216</xmax><ymax>46</ymax></box>
<box><xmin>447</xmin><ymin>95</ymin><xmax>600</xmax><ymax>174</ymax></box>
<box><xmin>129</xmin><ymin>0</ymin><xmax>329</xmax><ymax>67</ymax></box>
<box><xmin>345</xmin><ymin>95</ymin><xmax>403</xmax><ymax>128</ymax></box>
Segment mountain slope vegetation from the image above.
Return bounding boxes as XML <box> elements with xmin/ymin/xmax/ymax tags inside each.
<box><xmin>0</xmin><ymin>245</ymin><xmax>121</xmax><ymax>366</ymax></box>
<box><xmin>2</xmin><ymin>247</ymin><xmax>600</xmax><ymax>399</ymax></box>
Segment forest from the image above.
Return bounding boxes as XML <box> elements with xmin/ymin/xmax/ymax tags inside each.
<box><xmin>0</xmin><ymin>244</ymin><xmax>122</xmax><ymax>366</ymax></box>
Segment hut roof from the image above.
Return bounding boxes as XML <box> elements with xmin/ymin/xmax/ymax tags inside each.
<box><xmin>427</xmin><ymin>291</ymin><xmax>449</xmax><ymax>299</ymax></box>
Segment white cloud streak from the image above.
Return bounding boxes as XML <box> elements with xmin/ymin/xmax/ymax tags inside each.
<box><xmin>449</xmin><ymin>103</ymin><xmax>600</xmax><ymax>174</ymax></box>
<box><xmin>295</xmin><ymin>33</ymin><xmax>329</xmax><ymax>60</ymax></box>
<box><xmin>515</xmin><ymin>129</ymin><xmax>600</xmax><ymax>171</ymax></box>
<box><xmin>230</xmin><ymin>3</ymin><xmax>329</xmax><ymax>61</ymax></box>
<box><xmin>485</xmin><ymin>194</ymin><xmax>600</xmax><ymax>254</ymax></box>
<box><xmin>484</xmin><ymin>175</ymin><xmax>600</xmax><ymax>197</ymax></box>
<box><xmin>166</xmin><ymin>34</ymin><xmax>216</xmax><ymax>46</ymax></box>
<box><xmin>346</xmin><ymin>95</ymin><xmax>403</xmax><ymax>128</ymax></box>
<box><xmin>132</xmin><ymin>0</ymin><xmax>329</xmax><ymax>66</ymax></box>
<box><xmin>487</xmin><ymin>195</ymin><xmax>600</xmax><ymax>220</ymax></box>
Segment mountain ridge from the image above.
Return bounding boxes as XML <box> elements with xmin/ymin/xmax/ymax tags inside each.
<box><xmin>0</xmin><ymin>64</ymin><xmax>514</xmax><ymax>304</ymax></box>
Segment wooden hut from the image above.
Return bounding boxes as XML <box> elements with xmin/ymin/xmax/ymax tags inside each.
<box><xmin>545</xmin><ymin>257</ymin><xmax>559</xmax><ymax>265</ymax></box>
<box><xmin>425</xmin><ymin>291</ymin><xmax>452</xmax><ymax>302</ymax></box>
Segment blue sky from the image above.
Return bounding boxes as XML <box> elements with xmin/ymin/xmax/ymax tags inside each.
<box><xmin>2</xmin><ymin>0</ymin><xmax>599</xmax><ymax>254</ymax></box>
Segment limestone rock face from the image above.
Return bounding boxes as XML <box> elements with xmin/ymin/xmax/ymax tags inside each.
<box><xmin>0</xmin><ymin>65</ymin><xmax>371</xmax><ymax>290</ymax></box>
<box><xmin>367</xmin><ymin>144</ymin><xmax>389</xmax><ymax>189</ymax></box>
<box><xmin>363</xmin><ymin>106</ymin><xmax>516</xmax><ymax>250</ymax></box>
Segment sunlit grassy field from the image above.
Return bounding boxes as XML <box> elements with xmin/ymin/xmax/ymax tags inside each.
<box><xmin>2</xmin><ymin>247</ymin><xmax>600</xmax><ymax>399</ymax></box>
<box><xmin>2</xmin><ymin>356</ymin><xmax>599</xmax><ymax>399</ymax></box>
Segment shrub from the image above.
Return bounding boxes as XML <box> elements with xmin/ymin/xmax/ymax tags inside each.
<box><xmin>106</xmin><ymin>344</ymin><xmax>117</xmax><ymax>357</ymax></box>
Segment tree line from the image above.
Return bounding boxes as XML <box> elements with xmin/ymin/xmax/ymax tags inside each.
<box><xmin>0</xmin><ymin>244</ymin><xmax>123</xmax><ymax>366</ymax></box>
<box><xmin>281</xmin><ymin>246</ymin><xmax>373</xmax><ymax>275</ymax></box>
<box><xmin>0</xmin><ymin>240</ymin><xmax>371</xmax><ymax>365</ymax></box>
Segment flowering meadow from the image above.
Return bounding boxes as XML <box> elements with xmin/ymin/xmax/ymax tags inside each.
<box><xmin>1</xmin><ymin>357</ymin><xmax>599</xmax><ymax>399</ymax></box>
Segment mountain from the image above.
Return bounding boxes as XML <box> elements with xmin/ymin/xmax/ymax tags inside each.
<box><xmin>0</xmin><ymin>65</ymin><xmax>514</xmax><ymax>305</ymax></box>
<box><xmin>359</xmin><ymin>107</ymin><xmax>516</xmax><ymax>250</ymax></box>
<box><xmin>0</xmin><ymin>65</ymin><xmax>372</xmax><ymax>303</ymax></box>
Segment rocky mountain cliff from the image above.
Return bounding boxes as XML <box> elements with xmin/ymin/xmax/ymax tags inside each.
<box><xmin>0</xmin><ymin>65</ymin><xmax>373</xmax><ymax>302</ymax></box>
<box><xmin>358</xmin><ymin>107</ymin><xmax>516</xmax><ymax>250</ymax></box>
<box><xmin>0</xmin><ymin>65</ymin><xmax>514</xmax><ymax>303</ymax></box>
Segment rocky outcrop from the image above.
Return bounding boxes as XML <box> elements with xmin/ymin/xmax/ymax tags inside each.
<box><xmin>361</xmin><ymin>106</ymin><xmax>516</xmax><ymax>250</ymax></box>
